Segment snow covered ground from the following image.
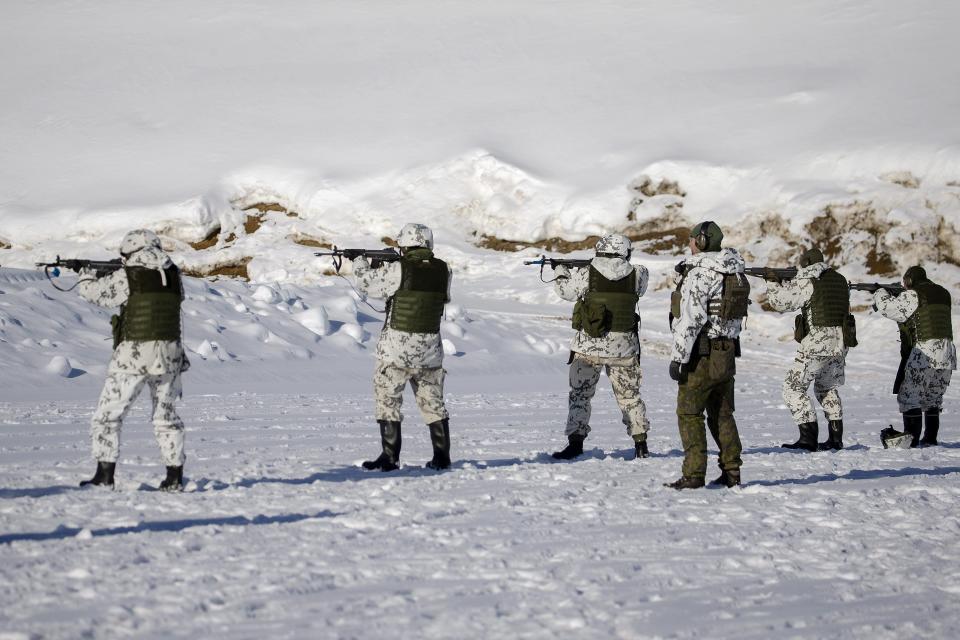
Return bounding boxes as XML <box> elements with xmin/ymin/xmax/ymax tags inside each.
<box><xmin>2</xmin><ymin>263</ymin><xmax>959</xmax><ymax>639</ymax></box>
<box><xmin>3</xmin><ymin>1</ymin><xmax>960</xmax><ymax>638</ymax></box>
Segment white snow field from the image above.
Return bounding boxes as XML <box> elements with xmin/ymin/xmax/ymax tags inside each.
<box><xmin>3</xmin><ymin>0</ymin><xmax>960</xmax><ymax>638</ymax></box>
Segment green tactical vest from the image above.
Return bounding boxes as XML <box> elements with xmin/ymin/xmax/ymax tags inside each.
<box><xmin>902</xmin><ymin>280</ymin><xmax>953</xmax><ymax>346</ymax></box>
<box><xmin>388</xmin><ymin>248</ymin><xmax>449</xmax><ymax>334</ymax></box>
<box><xmin>808</xmin><ymin>269</ymin><xmax>849</xmax><ymax>327</ymax></box>
<box><xmin>116</xmin><ymin>265</ymin><xmax>182</xmax><ymax>345</ymax></box>
<box><xmin>572</xmin><ymin>266</ymin><xmax>639</xmax><ymax>337</ymax></box>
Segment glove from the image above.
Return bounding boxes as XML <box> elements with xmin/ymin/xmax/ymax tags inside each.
<box><xmin>62</xmin><ymin>259</ymin><xmax>84</xmax><ymax>273</ymax></box>
<box><xmin>669</xmin><ymin>360</ymin><xmax>684</xmax><ymax>382</ymax></box>
<box><xmin>674</xmin><ymin>262</ymin><xmax>686</xmax><ymax>275</ymax></box>
<box><xmin>763</xmin><ymin>267</ymin><xmax>782</xmax><ymax>284</ymax></box>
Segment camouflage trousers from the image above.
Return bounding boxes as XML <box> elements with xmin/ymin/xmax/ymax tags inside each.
<box><xmin>566</xmin><ymin>352</ymin><xmax>650</xmax><ymax>439</ymax></box>
<box><xmin>374</xmin><ymin>362</ymin><xmax>448</xmax><ymax>424</ymax></box>
<box><xmin>782</xmin><ymin>353</ymin><xmax>845</xmax><ymax>424</ymax></box>
<box><xmin>91</xmin><ymin>371</ymin><xmax>185</xmax><ymax>466</ymax></box>
<box><xmin>898</xmin><ymin>366</ymin><xmax>953</xmax><ymax>413</ymax></box>
<box><xmin>676</xmin><ymin>340</ymin><xmax>742</xmax><ymax>479</ymax></box>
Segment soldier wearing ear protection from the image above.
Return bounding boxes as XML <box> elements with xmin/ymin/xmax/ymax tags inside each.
<box><xmin>767</xmin><ymin>247</ymin><xmax>852</xmax><ymax>452</ymax></box>
<box><xmin>666</xmin><ymin>221</ymin><xmax>748</xmax><ymax>490</ymax></box>
<box><xmin>549</xmin><ymin>234</ymin><xmax>651</xmax><ymax>461</ymax></box>
<box><xmin>76</xmin><ymin>229</ymin><xmax>190</xmax><ymax>492</ymax></box>
<box><xmin>352</xmin><ymin>223</ymin><xmax>454</xmax><ymax>471</ymax></box>
<box><xmin>873</xmin><ymin>265</ymin><xmax>955</xmax><ymax>447</ymax></box>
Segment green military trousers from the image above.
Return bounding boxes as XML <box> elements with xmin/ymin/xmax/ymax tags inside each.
<box><xmin>676</xmin><ymin>339</ymin><xmax>743</xmax><ymax>479</ymax></box>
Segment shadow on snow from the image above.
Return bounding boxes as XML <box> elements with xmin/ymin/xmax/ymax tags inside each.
<box><xmin>0</xmin><ymin>510</ymin><xmax>339</xmax><ymax>545</ymax></box>
<box><xmin>747</xmin><ymin>465</ymin><xmax>960</xmax><ymax>487</ymax></box>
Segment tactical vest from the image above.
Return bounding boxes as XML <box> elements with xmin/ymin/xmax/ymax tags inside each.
<box><xmin>388</xmin><ymin>249</ymin><xmax>449</xmax><ymax>334</ymax></box>
<box><xmin>903</xmin><ymin>280</ymin><xmax>953</xmax><ymax>346</ymax></box>
<box><xmin>670</xmin><ymin>268</ymin><xmax>750</xmax><ymax>323</ymax></box>
<box><xmin>807</xmin><ymin>269</ymin><xmax>849</xmax><ymax>327</ymax></box>
<box><xmin>573</xmin><ymin>266</ymin><xmax>638</xmax><ymax>337</ymax></box>
<box><xmin>117</xmin><ymin>265</ymin><xmax>182</xmax><ymax>344</ymax></box>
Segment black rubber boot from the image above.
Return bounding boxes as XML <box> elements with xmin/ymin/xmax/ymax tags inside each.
<box><xmin>552</xmin><ymin>434</ymin><xmax>585</xmax><ymax>460</ymax></box>
<box><xmin>79</xmin><ymin>461</ymin><xmax>116</xmax><ymax>488</ymax></box>
<box><xmin>782</xmin><ymin>421</ymin><xmax>819</xmax><ymax>451</ymax></box>
<box><xmin>818</xmin><ymin>419</ymin><xmax>844</xmax><ymax>451</ymax></box>
<box><xmin>362</xmin><ymin>420</ymin><xmax>402</xmax><ymax>471</ymax></box>
<box><xmin>921</xmin><ymin>409</ymin><xmax>940</xmax><ymax>446</ymax></box>
<box><xmin>664</xmin><ymin>476</ymin><xmax>706</xmax><ymax>490</ymax></box>
<box><xmin>425</xmin><ymin>419</ymin><xmax>451</xmax><ymax>470</ymax></box>
<box><xmin>709</xmin><ymin>469</ymin><xmax>741</xmax><ymax>487</ymax></box>
<box><xmin>633</xmin><ymin>438</ymin><xmax>649</xmax><ymax>460</ymax></box>
<box><xmin>903</xmin><ymin>409</ymin><xmax>923</xmax><ymax>448</ymax></box>
<box><xmin>159</xmin><ymin>466</ymin><xmax>184</xmax><ymax>492</ymax></box>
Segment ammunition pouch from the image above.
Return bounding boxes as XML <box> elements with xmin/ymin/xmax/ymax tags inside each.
<box><xmin>794</xmin><ymin>313</ymin><xmax>809</xmax><ymax>343</ymax></box>
<box><xmin>110</xmin><ymin>314</ymin><xmax>122</xmax><ymax>350</ymax></box>
<box><xmin>707</xmin><ymin>274</ymin><xmax>751</xmax><ymax>320</ymax></box>
<box><xmin>843</xmin><ymin>313</ymin><xmax>858</xmax><ymax>348</ymax></box>
<box><xmin>572</xmin><ymin>299</ymin><xmax>613</xmax><ymax>339</ymax></box>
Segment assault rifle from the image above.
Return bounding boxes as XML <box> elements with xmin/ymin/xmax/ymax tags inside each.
<box><xmin>314</xmin><ymin>247</ymin><xmax>400</xmax><ymax>273</ymax></box>
<box><xmin>848</xmin><ymin>282</ymin><xmax>906</xmax><ymax>295</ymax></box>
<box><xmin>524</xmin><ymin>256</ymin><xmax>592</xmax><ymax>282</ymax></box>
<box><xmin>36</xmin><ymin>257</ymin><xmax>123</xmax><ymax>291</ymax></box>
<box><xmin>743</xmin><ymin>266</ymin><xmax>798</xmax><ymax>283</ymax></box>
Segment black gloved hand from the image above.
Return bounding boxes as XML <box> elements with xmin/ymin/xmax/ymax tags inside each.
<box><xmin>669</xmin><ymin>360</ymin><xmax>684</xmax><ymax>382</ymax></box>
<box><xmin>62</xmin><ymin>259</ymin><xmax>84</xmax><ymax>273</ymax></box>
<box><xmin>674</xmin><ymin>262</ymin><xmax>686</xmax><ymax>275</ymax></box>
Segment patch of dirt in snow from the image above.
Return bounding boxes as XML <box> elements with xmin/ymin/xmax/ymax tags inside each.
<box><xmin>880</xmin><ymin>170</ymin><xmax>921</xmax><ymax>189</ymax></box>
<box><xmin>806</xmin><ymin>201</ymin><xmax>897</xmax><ymax>276</ymax></box>
<box><xmin>181</xmin><ymin>257</ymin><xmax>251</xmax><ymax>280</ymax></box>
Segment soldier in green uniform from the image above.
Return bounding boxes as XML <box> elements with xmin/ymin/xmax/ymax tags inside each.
<box><xmin>874</xmin><ymin>266</ymin><xmax>956</xmax><ymax>446</ymax></box>
<box><xmin>666</xmin><ymin>221</ymin><xmax>749</xmax><ymax>489</ymax></box>
<box><xmin>352</xmin><ymin>223</ymin><xmax>453</xmax><ymax>470</ymax></box>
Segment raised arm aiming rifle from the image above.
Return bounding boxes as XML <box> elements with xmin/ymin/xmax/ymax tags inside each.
<box><xmin>314</xmin><ymin>247</ymin><xmax>400</xmax><ymax>274</ymax></box>
<box><xmin>36</xmin><ymin>257</ymin><xmax>123</xmax><ymax>291</ymax></box>
<box><xmin>848</xmin><ymin>282</ymin><xmax>906</xmax><ymax>295</ymax></box>
<box><xmin>523</xmin><ymin>256</ymin><xmax>592</xmax><ymax>283</ymax></box>
<box><xmin>743</xmin><ymin>266</ymin><xmax>798</xmax><ymax>282</ymax></box>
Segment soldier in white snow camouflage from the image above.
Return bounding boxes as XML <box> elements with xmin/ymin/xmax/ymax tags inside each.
<box><xmin>872</xmin><ymin>265</ymin><xmax>955</xmax><ymax>447</ymax></box>
<box><xmin>550</xmin><ymin>233</ymin><xmax>651</xmax><ymax>461</ymax></box>
<box><xmin>76</xmin><ymin>229</ymin><xmax>189</xmax><ymax>491</ymax></box>
<box><xmin>766</xmin><ymin>248</ymin><xmax>851</xmax><ymax>451</ymax></box>
<box><xmin>353</xmin><ymin>223</ymin><xmax>454</xmax><ymax>471</ymax></box>
<box><xmin>666</xmin><ymin>221</ymin><xmax>747</xmax><ymax>490</ymax></box>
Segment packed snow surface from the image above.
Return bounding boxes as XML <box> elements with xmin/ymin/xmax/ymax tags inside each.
<box><xmin>3</xmin><ymin>1</ymin><xmax>960</xmax><ymax>638</ymax></box>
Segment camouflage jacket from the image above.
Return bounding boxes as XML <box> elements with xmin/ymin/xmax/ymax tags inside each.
<box><xmin>353</xmin><ymin>255</ymin><xmax>452</xmax><ymax>368</ymax></box>
<box><xmin>77</xmin><ymin>247</ymin><xmax>188</xmax><ymax>376</ymax></box>
<box><xmin>874</xmin><ymin>289</ymin><xmax>957</xmax><ymax>370</ymax></box>
<box><xmin>670</xmin><ymin>248</ymin><xmax>745</xmax><ymax>364</ymax></box>
<box><xmin>554</xmin><ymin>257</ymin><xmax>649</xmax><ymax>358</ymax></box>
<box><xmin>767</xmin><ymin>262</ymin><xmax>846</xmax><ymax>358</ymax></box>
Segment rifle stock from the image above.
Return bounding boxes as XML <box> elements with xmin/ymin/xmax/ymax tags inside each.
<box><xmin>743</xmin><ymin>266</ymin><xmax>798</xmax><ymax>282</ymax></box>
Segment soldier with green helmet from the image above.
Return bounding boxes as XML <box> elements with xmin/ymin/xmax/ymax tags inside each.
<box><xmin>767</xmin><ymin>248</ymin><xmax>852</xmax><ymax>452</ymax></box>
<box><xmin>666</xmin><ymin>221</ymin><xmax>748</xmax><ymax>490</ymax></box>
<box><xmin>352</xmin><ymin>223</ymin><xmax>454</xmax><ymax>470</ymax></box>
<box><xmin>77</xmin><ymin>229</ymin><xmax>190</xmax><ymax>491</ymax></box>
<box><xmin>874</xmin><ymin>266</ymin><xmax>956</xmax><ymax>446</ymax></box>
<box><xmin>550</xmin><ymin>233</ymin><xmax>651</xmax><ymax>460</ymax></box>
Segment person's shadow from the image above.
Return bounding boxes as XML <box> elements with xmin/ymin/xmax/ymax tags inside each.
<box><xmin>746</xmin><ymin>465</ymin><xmax>960</xmax><ymax>487</ymax></box>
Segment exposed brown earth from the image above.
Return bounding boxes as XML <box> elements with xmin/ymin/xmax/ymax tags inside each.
<box><xmin>243</xmin><ymin>202</ymin><xmax>297</xmax><ymax>217</ymax></box>
<box><xmin>289</xmin><ymin>234</ymin><xmax>331</xmax><ymax>249</ymax></box>
<box><xmin>181</xmin><ymin>257</ymin><xmax>251</xmax><ymax>280</ymax></box>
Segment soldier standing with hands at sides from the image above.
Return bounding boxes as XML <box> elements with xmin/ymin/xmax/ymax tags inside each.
<box><xmin>353</xmin><ymin>223</ymin><xmax>454</xmax><ymax>471</ymax></box>
<box><xmin>873</xmin><ymin>266</ymin><xmax>955</xmax><ymax>446</ymax></box>
<box><xmin>77</xmin><ymin>229</ymin><xmax>190</xmax><ymax>491</ymax></box>
<box><xmin>550</xmin><ymin>234</ymin><xmax>652</xmax><ymax>461</ymax></box>
<box><xmin>666</xmin><ymin>221</ymin><xmax>749</xmax><ymax>489</ymax></box>
<box><xmin>766</xmin><ymin>248</ymin><xmax>852</xmax><ymax>452</ymax></box>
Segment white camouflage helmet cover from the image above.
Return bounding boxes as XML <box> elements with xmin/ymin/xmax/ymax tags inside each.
<box><xmin>595</xmin><ymin>233</ymin><xmax>632</xmax><ymax>258</ymax></box>
<box><xmin>120</xmin><ymin>229</ymin><xmax>162</xmax><ymax>256</ymax></box>
<box><xmin>396</xmin><ymin>223</ymin><xmax>434</xmax><ymax>249</ymax></box>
